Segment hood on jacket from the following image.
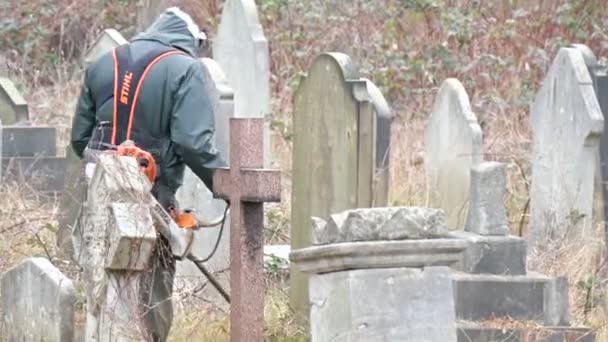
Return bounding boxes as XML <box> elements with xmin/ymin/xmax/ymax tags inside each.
<box><xmin>132</xmin><ymin>7</ymin><xmax>206</xmax><ymax>56</ymax></box>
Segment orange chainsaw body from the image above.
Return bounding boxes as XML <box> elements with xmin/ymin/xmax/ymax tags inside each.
<box><xmin>111</xmin><ymin>143</ymin><xmax>197</xmax><ymax>230</ymax></box>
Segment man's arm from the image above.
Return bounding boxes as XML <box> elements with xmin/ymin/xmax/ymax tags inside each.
<box><xmin>171</xmin><ymin>60</ymin><xmax>226</xmax><ymax>191</ymax></box>
<box><xmin>70</xmin><ymin>69</ymin><xmax>97</xmax><ymax>158</ymax></box>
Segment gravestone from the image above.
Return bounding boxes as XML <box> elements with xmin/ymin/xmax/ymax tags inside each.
<box><xmin>58</xmin><ymin>28</ymin><xmax>128</xmax><ymax>260</ymax></box>
<box><xmin>290</xmin><ymin>52</ymin><xmax>392</xmax><ymax>313</ymax></box>
<box><xmin>568</xmin><ymin>44</ymin><xmax>608</xmax><ymax>243</ymax></box>
<box><xmin>137</xmin><ymin>0</ymin><xmax>169</xmax><ymax>32</ymax></box>
<box><xmin>0</xmin><ymin>77</ymin><xmax>28</xmax><ymax>124</ymax></box>
<box><xmin>464</xmin><ymin>161</ymin><xmax>509</xmax><ymax>235</ymax></box>
<box><xmin>292</xmin><ymin>205</ymin><xmax>594</xmax><ymax>341</ymax></box>
<box><xmin>213</xmin><ymin>0</ymin><xmax>272</xmax><ymax>166</ymax></box>
<box><xmin>425</xmin><ymin>78</ymin><xmax>483</xmax><ymax>230</ymax></box>
<box><xmin>529</xmin><ymin>47</ymin><xmax>604</xmax><ymax>246</ymax></box>
<box><xmin>213</xmin><ymin>118</ymin><xmax>281</xmax><ymax>342</ymax></box>
<box><xmin>1</xmin><ymin>257</ymin><xmax>77</xmax><ymax>341</ymax></box>
<box><xmin>0</xmin><ymin>54</ymin><xmax>7</xmax><ymax>76</ymax></box>
<box><xmin>176</xmin><ymin>58</ymin><xmax>234</xmax><ymax>277</ymax></box>
<box><xmin>75</xmin><ymin>153</ymin><xmax>194</xmax><ymax>340</ymax></box>
<box><xmin>83</xmin><ymin>29</ymin><xmax>127</xmax><ymax>67</ymax></box>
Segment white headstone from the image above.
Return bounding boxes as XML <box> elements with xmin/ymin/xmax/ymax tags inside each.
<box><xmin>84</xmin><ymin>29</ymin><xmax>127</xmax><ymax>67</ymax></box>
<box><xmin>424</xmin><ymin>78</ymin><xmax>483</xmax><ymax>230</ymax></box>
<box><xmin>213</xmin><ymin>0</ymin><xmax>271</xmax><ymax>166</ymax></box>
<box><xmin>529</xmin><ymin>47</ymin><xmax>604</xmax><ymax>245</ymax></box>
<box><xmin>1</xmin><ymin>257</ymin><xmax>76</xmax><ymax>342</ymax></box>
<box><xmin>176</xmin><ymin>58</ymin><xmax>234</xmax><ymax>276</ymax></box>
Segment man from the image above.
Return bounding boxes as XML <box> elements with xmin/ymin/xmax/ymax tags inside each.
<box><xmin>71</xmin><ymin>7</ymin><xmax>225</xmax><ymax>341</ymax></box>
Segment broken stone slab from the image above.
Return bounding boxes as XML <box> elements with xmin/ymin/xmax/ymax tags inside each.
<box><xmin>290</xmin><ymin>238</ymin><xmax>469</xmax><ymax>274</ymax></box>
<box><xmin>457</xmin><ymin>325</ymin><xmax>595</xmax><ymax>342</ymax></box>
<box><xmin>2</xmin><ymin>125</ymin><xmax>56</xmax><ymax>157</ymax></box>
<box><xmin>1</xmin><ymin>257</ymin><xmax>76</xmax><ymax>342</ymax></box>
<box><xmin>464</xmin><ymin>161</ymin><xmax>510</xmax><ymax>236</ymax></box>
<box><xmin>447</xmin><ymin>231</ymin><xmax>526</xmax><ymax>275</ymax></box>
<box><xmin>310</xmin><ymin>267</ymin><xmax>457</xmax><ymax>342</ymax></box>
<box><xmin>105</xmin><ymin>202</ymin><xmax>157</xmax><ymax>271</ymax></box>
<box><xmin>452</xmin><ymin>272</ymin><xmax>570</xmax><ymax>326</ymax></box>
<box><xmin>314</xmin><ymin>207</ymin><xmax>449</xmax><ymax>245</ymax></box>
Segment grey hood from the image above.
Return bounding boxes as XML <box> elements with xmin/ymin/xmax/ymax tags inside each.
<box><xmin>132</xmin><ymin>7</ymin><xmax>204</xmax><ymax>56</ymax></box>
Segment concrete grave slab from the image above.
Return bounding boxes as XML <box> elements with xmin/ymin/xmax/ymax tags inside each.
<box><xmin>2</xmin><ymin>125</ymin><xmax>56</xmax><ymax>157</ymax></box>
<box><xmin>290</xmin><ymin>238</ymin><xmax>469</xmax><ymax>274</ymax></box>
<box><xmin>448</xmin><ymin>231</ymin><xmax>527</xmax><ymax>275</ymax></box>
<box><xmin>452</xmin><ymin>272</ymin><xmax>570</xmax><ymax>326</ymax></box>
<box><xmin>457</xmin><ymin>325</ymin><xmax>595</xmax><ymax>342</ymax></box>
<box><xmin>1</xmin><ymin>257</ymin><xmax>76</xmax><ymax>342</ymax></box>
<box><xmin>309</xmin><ymin>267</ymin><xmax>457</xmax><ymax>342</ymax></box>
<box><xmin>2</xmin><ymin>155</ymin><xmax>67</xmax><ymax>193</ymax></box>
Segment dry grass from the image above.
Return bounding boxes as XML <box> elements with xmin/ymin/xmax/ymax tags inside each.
<box><xmin>1</xmin><ymin>0</ymin><xmax>608</xmax><ymax>339</ymax></box>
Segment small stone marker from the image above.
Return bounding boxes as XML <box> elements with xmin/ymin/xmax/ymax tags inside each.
<box><xmin>529</xmin><ymin>47</ymin><xmax>604</xmax><ymax>246</ymax></box>
<box><xmin>290</xmin><ymin>52</ymin><xmax>392</xmax><ymax>314</ymax></box>
<box><xmin>425</xmin><ymin>78</ymin><xmax>483</xmax><ymax>230</ymax></box>
<box><xmin>464</xmin><ymin>161</ymin><xmax>509</xmax><ymax>235</ymax></box>
<box><xmin>213</xmin><ymin>0</ymin><xmax>272</xmax><ymax>166</ymax></box>
<box><xmin>213</xmin><ymin>118</ymin><xmax>281</xmax><ymax>341</ymax></box>
<box><xmin>0</xmin><ymin>54</ymin><xmax>7</xmax><ymax>76</ymax></box>
<box><xmin>0</xmin><ymin>77</ymin><xmax>28</xmax><ymax>124</ymax></box>
<box><xmin>1</xmin><ymin>257</ymin><xmax>77</xmax><ymax>342</ymax></box>
<box><xmin>83</xmin><ymin>29</ymin><xmax>127</xmax><ymax>67</ymax></box>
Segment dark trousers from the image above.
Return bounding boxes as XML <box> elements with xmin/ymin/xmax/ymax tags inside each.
<box><xmin>139</xmin><ymin>182</ymin><xmax>177</xmax><ymax>342</ymax></box>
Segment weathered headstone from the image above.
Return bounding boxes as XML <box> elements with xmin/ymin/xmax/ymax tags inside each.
<box><xmin>58</xmin><ymin>28</ymin><xmax>127</xmax><ymax>260</ymax></box>
<box><xmin>137</xmin><ymin>0</ymin><xmax>170</xmax><ymax>32</ymax></box>
<box><xmin>425</xmin><ymin>78</ymin><xmax>483</xmax><ymax>230</ymax></box>
<box><xmin>213</xmin><ymin>0</ymin><xmax>272</xmax><ymax>166</ymax></box>
<box><xmin>0</xmin><ymin>54</ymin><xmax>7</xmax><ymax>76</ymax></box>
<box><xmin>568</xmin><ymin>44</ymin><xmax>608</xmax><ymax>243</ymax></box>
<box><xmin>83</xmin><ymin>29</ymin><xmax>127</xmax><ymax>68</ymax></box>
<box><xmin>464</xmin><ymin>161</ymin><xmax>509</xmax><ymax>235</ymax></box>
<box><xmin>529</xmin><ymin>47</ymin><xmax>604</xmax><ymax>246</ymax></box>
<box><xmin>0</xmin><ymin>77</ymin><xmax>28</xmax><ymax>124</ymax></box>
<box><xmin>213</xmin><ymin>118</ymin><xmax>281</xmax><ymax>342</ymax></box>
<box><xmin>1</xmin><ymin>257</ymin><xmax>77</xmax><ymax>341</ymax></box>
<box><xmin>290</xmin><ymin>52</ymin><xmax>392</xmax><ymax>313</ymax></box>
<box><xmin>176</xmin><ymin>58</ymin><xmax>234</xmax><ymax>277</ymax></box>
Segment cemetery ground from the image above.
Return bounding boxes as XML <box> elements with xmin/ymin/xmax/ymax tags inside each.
<box><xmin>1</xmin><ymin>0</ymin><xmax>608</xmax><ymax>340</ymax></box>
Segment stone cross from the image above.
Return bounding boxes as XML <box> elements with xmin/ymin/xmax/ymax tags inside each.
<box><xmin>213</xmin><ymin>118</ymin><xmax>281</xmax><ymax>341</ymax></box>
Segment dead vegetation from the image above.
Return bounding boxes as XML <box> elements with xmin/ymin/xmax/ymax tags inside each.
<box><xmin>1</xmin><ymin>0</ymin><xmax>608</xmax><ymax>340</ymax></box>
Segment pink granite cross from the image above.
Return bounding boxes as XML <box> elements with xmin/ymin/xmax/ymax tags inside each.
<box><xmin>213</xmin><ymin>118</ymin><xmax>281</xmax><ymax>341</ymax></box>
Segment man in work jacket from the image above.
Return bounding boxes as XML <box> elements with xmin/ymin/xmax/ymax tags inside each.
<box><xmin>70</xmin><ymin>7</ymin><xmax>226</xmax><ymax>341</ymax></box>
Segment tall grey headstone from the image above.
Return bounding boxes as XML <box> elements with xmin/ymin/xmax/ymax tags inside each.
<box><xmin>58</xmin><ymin>28</ymin><xmax>128</xmax><ymax>260</ymax></box>
<box><xmin>83</xmin><ymin>29</ymin><xmax>127</xmax><ymax>68</ymax></box>
<box><xmin>568</xmin><ymin>44</ymin><xmax>608</xmax><ymax>243</ymax></box>
<box><xmin>290</xmin><ymin>53</ymin><xmax>392</xmax><ymax>314</ymax></box>
<box><xmin>465</xmin><ymin>161</ymin><xmax>509</xmax><ymax>235</ymax></box>
<box><xmin>529</xmin><ymin>47</ymin><xmax>604</xmax><ymax>246</ymax></box>
<box><xmin>425</xmin><ymin>78</ymin><xmax>483</xmax><ymax>230</ymax></box>
<box><xmin>176</xmin><ymin>57</ymin><xmax>234</xmax><ymax>276</ymax></box>
<box><xmin>213</xmin><ymin>0</ymin><xmax>271</xmax><ymax>166</ymax></box>
<box><xmin>0</xmin><ymin>77</ymin><xmax>28</xmax><ymax>124</ymax></box>
<box><xmin>1</xmin><ymin>257</ymin><xmax>76</xmax><ymax>342</ymax></box>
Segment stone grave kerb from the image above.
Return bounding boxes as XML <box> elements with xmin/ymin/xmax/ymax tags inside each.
<box><xmin>213</xmin><ymin>118</ymin><xmax>281</xmax><ymax>342</ymax></box>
